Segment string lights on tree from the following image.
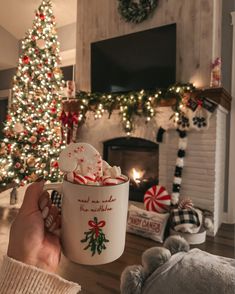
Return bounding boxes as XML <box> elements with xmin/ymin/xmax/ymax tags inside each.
<box><xmin>0</xmin><ymin>0</ymin><xmax>65</xmax><ymax>187</ymax></box>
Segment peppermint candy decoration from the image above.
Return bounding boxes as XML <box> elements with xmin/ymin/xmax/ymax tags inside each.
<box><xmin>178</xmin><ymin>198</ymin><xmax>193</xmax><ymax>210</ymax></box>
<box><xmin>144</xmin><ymin>185</ymin><xmax>171</xmax><ymax>213</ymax></box>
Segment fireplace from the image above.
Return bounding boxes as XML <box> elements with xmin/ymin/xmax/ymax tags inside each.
<box><xmin>103</xmin><ymin>137</ymin><xmax>158</xmax><ymax>202</ymax></box>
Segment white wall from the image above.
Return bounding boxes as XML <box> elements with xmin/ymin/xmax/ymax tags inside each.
<box><xmin>58</xmin><ymin>23</ymin><xmax>76</xmax><ymax>67</ymax></box>
<box><xmin>0</xmin><ymin>26</ymin><xmax>19</xmax><ymax>70</ymax></box>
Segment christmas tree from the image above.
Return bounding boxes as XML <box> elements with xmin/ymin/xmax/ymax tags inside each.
<box><xmin>0</xmin><ymin>0</ymin><xmax>65</xmax><ymax>188</ymax></box>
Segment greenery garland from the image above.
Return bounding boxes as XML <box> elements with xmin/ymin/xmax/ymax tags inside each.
<box><xmin>63</xmin><ymin>83</ymin><xmax>195</xmax><ymax>134</ymax></box>
<box><xmin>118</xmin><ymin>0</ymin><xmax>158</xmax><ymax>24</ymax></box>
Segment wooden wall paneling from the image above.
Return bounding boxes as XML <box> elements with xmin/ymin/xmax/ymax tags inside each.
<box><xmin>76</xmin><ymin>0</ymin><xmax>221</xmax><ymax>91</ymax></box>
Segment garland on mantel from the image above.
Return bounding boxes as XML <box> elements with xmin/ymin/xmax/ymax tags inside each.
<box><xmin>61</xmin><ymin>83</ymin><xmax>195</xmax><ymax>136</ymax></box>
<box><xmin>118</xmin><ymin>0</ymin><xmax>158</xmax><ymax>24</ymax></box>
<box><xmin>60</xmin><ymin>83</ymin><xmax>218</xmax><ymax>205</ymax></box>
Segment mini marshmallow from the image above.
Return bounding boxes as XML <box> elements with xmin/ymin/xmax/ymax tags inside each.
<box><xmin>105</xmin><ymin>166</ymin><xmax>121</xmax><ymax>178</ymax></box>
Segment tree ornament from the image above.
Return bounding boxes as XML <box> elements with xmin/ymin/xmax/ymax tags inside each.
<box><xmin>118</xmin><ymin>0</ymin><xmax>158</xmax><ymax>24</ymax></box>
<box><xmin>53</xmin><ymin>67</ymin><xmax>62</xmax><ymax>79</ymax></box>
<box><xmin>37</xmin><ymin>125</ymin><xmax>45</xmax><ymax>133</ymax></box>
<box><xmin>0</xmin><ymin>143</ymin><xmax>7</xmax><ymax>156</ymax></box>
<box><xmin>23</xmin><ymin>55</ymin><xmax>30</xmax><ymax>64</ymax></box>
<box><xmin>28</xmin><ymin>172</ymin><xmax>38</xmax><ymax>182</ymax></box>
<box><xmin>36</xmin><ymin>39</ymin><xmax>46</xmax><ymax>49</ymax></box>
<box><xmin>81</xmin><ymin>217</ymin><xmax>109</xmax><ymax>256</ymax></box>
<box><xmin>39</xmin><ymin>13</ymin><xmax>45</xmax><ymax>20</ymax></box>
<box><xmin>29</xmin><ymin>135</ymin><xmax>37</xmax><ymax>144</ymax></box>
<box><xmin>15</xmin><ymin>162</ymin><xmax>21</xmax><ymax>169</ymax></box>
<box><xmin>144</xmin><ymin>185</ymin><xmax>171</xmax><ymax>213</ymax></box>
<box><xmin>27</xmin><ymin>156</ymin><xmax>36</xmax><ymax>167</ymax></box>
<box><xmin>14</xmin><ymin>122</ymin><xmax>24</xmax><ymax>133</ymax></box>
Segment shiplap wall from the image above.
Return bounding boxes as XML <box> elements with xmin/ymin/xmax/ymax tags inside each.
<box><xmin>76</xmin><ymin>0</ymin><xmax>222</xmax><ymax>90</ymax></box>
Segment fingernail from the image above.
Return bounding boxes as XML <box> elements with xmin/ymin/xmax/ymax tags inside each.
<box><xmin>45</xmin><ymin>215</ymin><xmax>54</xmax><ymax>228</ymax></box>
<box><xmin>39</xmin><ymin>198</ymin><xmax>48</xmax><ymax>210</ymax></box>
<box><xmin>49</xmin><ymin>222</ymin><xmax>57</xmax><ymax>232</ymax></box>
<box><xmin>36</xmin><ymin>176</ymin><xmax>45</xmax><ymax>183</ymax></box>
<box><xmin>41</xmin><ymin>206</ymin><xmax>49</xmax><ymax>219</ymax></box>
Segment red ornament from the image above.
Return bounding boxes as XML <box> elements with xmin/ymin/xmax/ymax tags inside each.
<box><xmin>51</xmin><ymin>107</ymin><xmax>57</xmax><ymax>114</ymax></box>
<box><xmin>6</xmin><ymin>114</ymin><xmax>11</xmax><ymax>121</ymax></box>
<box><xmin>23</xmin><ymin>55</ymin><xmax>30</xmax><ymax>64</ymax></box>
<box><xmin>47</xmin><ymin>72</ymin><xmax>52</xmax><ymax>79</ymax></box>
<box><xmin>15</xmin><ymin>162</ymin><xmax>21</xmax><ymax>169</ymax></box>
<box><xmin>40</xmin><ymin>13</ymin><xmax>45</xmax><ymax>20</ymax></box>
<box><xmin>37</xmin><ymin>125</ymin><xmax>45</xmax><ymax>133</ymax></box>
<box><xmin>51</xmin><ymin>161</ymin><xmax>59</xmax><ymax>168</ymax></box>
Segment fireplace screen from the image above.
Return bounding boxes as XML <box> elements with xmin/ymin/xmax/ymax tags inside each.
<box><xmin>103</xmin><ymin>137</ymin><xmax>158</xmax><ymax>202</ymax></box>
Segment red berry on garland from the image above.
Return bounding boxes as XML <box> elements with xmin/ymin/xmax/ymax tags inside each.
<box><xmin>40</xmin><ymin>13</ymin><xmax>45</xmax><ymax>20</ymax></box>
<box><xmin>23</xmin><ymin>55</ymin><xmax>30</xmax><ymax>64</ymax></box>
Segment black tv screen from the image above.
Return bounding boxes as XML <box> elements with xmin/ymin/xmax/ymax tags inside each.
<box><xmin>91</xmin><ymin>23</ymin><xmax>176</xmax><ymax>93</ymax></box>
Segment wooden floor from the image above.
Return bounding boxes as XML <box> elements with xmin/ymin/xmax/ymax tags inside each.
<box><xmin>57</xmin><ymin>223</ymin><xmax>235</xmax><ymax>294</ymax></box>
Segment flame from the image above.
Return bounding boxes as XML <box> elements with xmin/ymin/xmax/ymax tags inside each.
<box><xmin>131</xmin><ymin>168</ymin><xmax>144</xmax><ymax>183</ymax></box>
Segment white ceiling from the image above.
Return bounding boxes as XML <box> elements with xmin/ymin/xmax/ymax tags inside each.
<box><xmin>0</xmin><ymin>0</ymin><xmax>77</xmax><ymax>39</ymax></box>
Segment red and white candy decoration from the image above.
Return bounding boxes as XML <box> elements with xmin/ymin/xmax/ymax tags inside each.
<box><xmin>144</xmin><ymin>185</ymin><xmax>171</xmax><ymax>213</ymax></box>
<box><xmin>178</xmin><ymin>198</ymin><xmax>193</xmax><ymax>210</ymax></box>
<box><xmin>60</xmin><ymin>142</ymin><xmax>128</xmax><ymax>186</ymax></box>
<box><xmin>59</xmin><ymin>143</ymin><xmax>102</xmax><ymax>177</ymax></box>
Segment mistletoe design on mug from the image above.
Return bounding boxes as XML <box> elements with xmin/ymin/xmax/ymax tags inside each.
<box><xmin>81</xmin><ymin>217</ymin><xmax>109</xmax><ymax>256</ymax></box>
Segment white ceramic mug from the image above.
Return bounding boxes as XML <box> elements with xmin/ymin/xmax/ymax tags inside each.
<box><xmin>44</xmin><ymin>178</ymin><xmax>129</xmax><ymax>265</ymax></box>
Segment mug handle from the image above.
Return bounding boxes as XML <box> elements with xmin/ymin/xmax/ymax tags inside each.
<box><xmin>43</xmin><ymin>182</ymin><xmax>63</xmax><ymax>194</ymax></box>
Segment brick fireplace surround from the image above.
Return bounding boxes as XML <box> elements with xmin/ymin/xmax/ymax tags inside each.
<box><xmin>63</xmin><ymin>89</ymin><xmax>231</xmax><ymax>236</ymax></box>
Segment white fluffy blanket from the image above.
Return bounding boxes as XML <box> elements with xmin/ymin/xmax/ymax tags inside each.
<box><xmin>142</xmin><ymin>248</ymin><xmax>235</xmax><ymax>294</ymax></box>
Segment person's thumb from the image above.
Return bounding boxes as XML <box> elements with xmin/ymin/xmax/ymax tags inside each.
<box><xmin>20</xmin><ymin>180</ymin><xmax>45</xmax><ymax>213</ymax></box>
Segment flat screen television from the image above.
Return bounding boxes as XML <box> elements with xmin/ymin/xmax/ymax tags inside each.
<box><xmin>91</xmin><ymin>23</ymin><xmax>176</xmax><ymax>93</ymax></box>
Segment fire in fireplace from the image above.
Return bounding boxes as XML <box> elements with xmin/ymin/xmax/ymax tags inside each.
<box><xmin>103</xmin><ymin>137</ymin><xmax>158</xmax><ymax>202</ymax></box>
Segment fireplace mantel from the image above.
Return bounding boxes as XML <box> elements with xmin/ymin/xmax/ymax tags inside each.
<box><xmin>62</xmin><ymin>87</ymin><xmax>231</xmax><ymax>112</ymax></box>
